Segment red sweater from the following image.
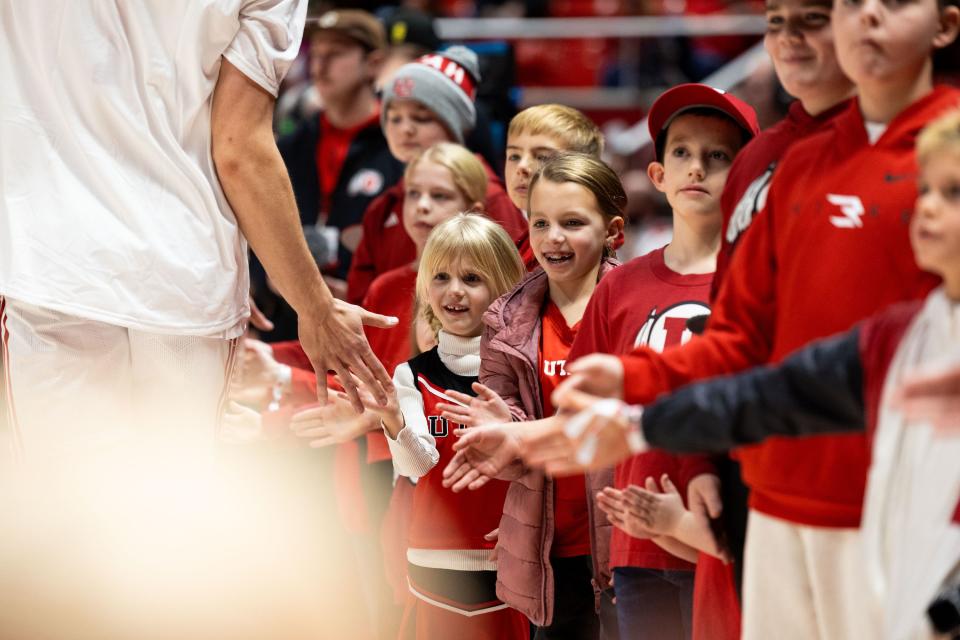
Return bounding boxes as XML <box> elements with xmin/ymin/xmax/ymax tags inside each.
<box><xmin>361</xmin><ymin>265</ymin><xmax>418</xmax><ymax>463</ymax></box>
<box><xmin>713</xmin><ymin>99</ymin><xmax>849</xmax><ymax>299</ymax></box>
<box><xmin>620</xmin><ymin>87</ymin><xmax>959</xmax><ymax>527</ymax></box>
<box><xmin>346</xmin><ymin>158</ymin><xmax>527</xmax><ymax>304</ymax></box>
<box><xmin>568</xmin><ymin>248</ymin><xmax>716</xmax><ymax>570</ymax></box>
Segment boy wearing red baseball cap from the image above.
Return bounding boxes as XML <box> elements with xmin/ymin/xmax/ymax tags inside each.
<box><xmin>567</xmin><ymin>83</ymin><xmax>758</xmax><ymax>640</ymax></box>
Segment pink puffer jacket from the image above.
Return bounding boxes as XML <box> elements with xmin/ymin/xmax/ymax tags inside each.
<box><xmin>479</xmin><ymin>259</ymin><xmax>618</xmax><ymax>627</ymax></box>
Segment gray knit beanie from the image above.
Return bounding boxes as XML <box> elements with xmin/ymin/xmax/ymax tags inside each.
<box><xmin>380</xmin><ymin>45</ymin><xmax>480</xmax><ymax>144</ymax></box>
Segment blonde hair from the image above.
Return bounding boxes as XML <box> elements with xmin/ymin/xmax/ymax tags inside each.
<box><xmin>416</xmin><ymin>213</ymin><xmax>524</xmax><ymax>334</ymax></box>
<box><xmin>508</xmin><ymin>104</ymin><xmax>604</xmax><ymax>157</ymax></box>
<box><xmin>404</xmin><ymin>142</ymin><xmax>488</xmax><ymax>206</ymax></box>
<box><xmin>917</xmin><ymin>109</ymin><xmax>960</xmax><ymax>166</ymax></box>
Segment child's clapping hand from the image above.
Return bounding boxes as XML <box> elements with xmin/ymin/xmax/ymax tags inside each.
<box><xmin>598</xmin><ymin>474</ymin><xmax>731</xmax><ymax>563</ymax></box>
<box><xmin>624</xmin><ymin>475</ymin><xmax>688</xmax><ymax>535</ymax></box>
<box><xmin>596</xmin><ymin>475</ymin><xmax>688</xmax><ymax>541</ymax></box>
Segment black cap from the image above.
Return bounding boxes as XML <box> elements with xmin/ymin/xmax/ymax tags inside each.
<box><xmin>382</xmin><ymin>8</ymin><xmax>442</xmax><ymax>51</ymax></box>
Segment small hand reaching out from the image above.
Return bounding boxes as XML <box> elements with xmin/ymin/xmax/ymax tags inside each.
<box><xmin>442</xmin><ymin>425</ymin><xmax>522</xmax><ymax>492</ymax></box>
<box><xmin>436</xmin><ymin>382</ymin><xmax>512</xmax><ymax>428</ymax></box>
<box><xmin>290</xmin><ymin>391</ymin><xmax>377</xmax><ymax>448</ymax></box>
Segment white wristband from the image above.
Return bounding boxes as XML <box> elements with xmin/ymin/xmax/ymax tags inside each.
<box><xmin>622</xmin><ymin>404</ymin><xmax>646</xmax><ymax>454</ymax></box>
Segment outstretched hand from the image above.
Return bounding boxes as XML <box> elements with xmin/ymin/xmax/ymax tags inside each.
<box><xmin>595</xmin><ymin>486</ymin><xmax>654</xmax><ymax>540</ymax></box>
<box><xmin>442</xmin><ymin>425</ymin><xmax>522</xmax><ymax>492</ymax></box>
<box><xmin>437</xmin><ymin>382</ymin><xmax>513</xmax><ymax>428</ymax></box>
<box><xmin>299</xmin><ymin>299</ymin><xmax>397</xmax><ymax>412</ymax></box>
<box><xmin>290</xmin><ymin>392</ymin><xmax>376</xmax><ymax>448</ymax></box>
<box><xmin>515</xmin><ymin>390</ymin><xmax>643</xmax><ymax>476</ymax></box>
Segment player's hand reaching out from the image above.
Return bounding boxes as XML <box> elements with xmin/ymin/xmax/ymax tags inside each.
<box><xmin>515</xmin><ymin>389</ymin><xmax>643</xmax><ymax>476</ymax></box>
<box><xmin>299</xmin><ymin>299</ymin><xmax>397</xmax><ymax>413</ymax></box>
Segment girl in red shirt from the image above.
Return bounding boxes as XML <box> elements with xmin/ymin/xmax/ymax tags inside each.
<box><xmin>441</xmin><ymin>153</ymin><xmax>625</xmax><ymax>638</ymax></box>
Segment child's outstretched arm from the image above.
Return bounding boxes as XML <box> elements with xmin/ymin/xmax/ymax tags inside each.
<box><xmin>354</xmin><ymin>362</ymin><xmax>440</xmax><ymax>478</ymax></box>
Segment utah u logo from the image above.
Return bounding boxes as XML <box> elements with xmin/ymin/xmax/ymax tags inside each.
<box><xmin>726</xmin><ymin>167</ymin><xmax>773</xmax><ymax>244</ymax></box>
<box><xmin>543</xmin><ymin>360</ymin><xmax>568</xmax><ymax>377</ymax></box>
<box><xmin>827</xmin><ymin>194</ymin><xmax>865</xmax><ymax>229</ymax></box>
<box><xmin>427</xmin><ymin>415</ymin><xmax>455</xmax><ymax>437</ymax></box>
<box><xmin>634</xmin><ymin>302</ymin><xmax>711</xmax><ymax>351</ymax></box>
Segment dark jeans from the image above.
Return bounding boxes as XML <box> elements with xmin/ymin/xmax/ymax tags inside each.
<box><xmin>534</xmin><ymin>555</ymin><xmax>619</xmax><ymax>640</ymax></box>
<box><xmin>613</xmin><ymin>567</ymin><xmax>694</xmax><ymax>640</ymax></box>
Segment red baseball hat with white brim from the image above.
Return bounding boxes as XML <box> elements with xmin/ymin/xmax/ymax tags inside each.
<box><xmin>647</xmin><ymin>83</ymin><xmax>760</xmax><ymax>152</ymax></box>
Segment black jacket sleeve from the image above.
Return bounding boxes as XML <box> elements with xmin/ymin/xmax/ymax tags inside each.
<box><xmin>642</xmin><ymin>328</ymin><xmax>865</xmax><ymax>454</ymax></box>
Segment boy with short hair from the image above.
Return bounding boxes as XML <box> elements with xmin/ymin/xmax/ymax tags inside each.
<box><xmin>345</xmin><ymin>47</ymin><xmax>526</xmax><ymax>305</ymax></box>
<box><xmin>503</xmin><ymin>104</ymin><xmax>606</xmax><ymax>268</ymax></box>
<box><xmin>715</xmin><ymin>0</ymin><xmax>854</xmax><ymax>297</ymax></box>
<box><xmin>503</xmin><ymin>104</ymin><xmax>605</xmax><ymax>213</ymax></box>
<box><xmin>566</xmin><ymin>84</ymin><xmax>759</xmax><ymax>639</ymax></box>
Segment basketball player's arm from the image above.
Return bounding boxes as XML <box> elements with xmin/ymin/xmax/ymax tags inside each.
<box><xmin>211</xmin><ymin>59</ymin><xmax>396</xmax><ymax>411</ymax></box>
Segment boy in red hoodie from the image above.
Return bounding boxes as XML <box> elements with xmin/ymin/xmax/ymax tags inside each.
<box><xmin>516</xmin><ymin>0</ymin><xmax>960</xmax><ymax>636</ymax></box>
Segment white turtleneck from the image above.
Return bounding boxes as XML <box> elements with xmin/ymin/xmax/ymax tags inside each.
<box><xmin>386</xmin><ymin>331</ymin><xmax>481</xmax><ymax>478</ymax></box>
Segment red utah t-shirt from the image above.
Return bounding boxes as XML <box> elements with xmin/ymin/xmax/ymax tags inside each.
<box><xmin>539</xmin><ymin>299</ymin><xmax>591</xmax><ymax>558</ymax></box>
<box><xmin>568</xmin><ymin>247</ymin><xmax>715</xmax><ymax>570</ymax></box>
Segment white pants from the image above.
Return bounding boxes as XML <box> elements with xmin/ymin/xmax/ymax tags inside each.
<box><xmin>742</xmin><ymin>510</ymin><xmax>877</xmax><ymax>640</ymax></box>
<box><xmin>0</xmin><ymin>297</ymin><xmax>239</xmax><ymax>464</ymax></box>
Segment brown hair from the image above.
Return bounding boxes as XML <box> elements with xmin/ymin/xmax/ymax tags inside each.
<box><xmin>528</xmin><ymin>153</ymin><xmax>626</xmax><ymax>258</ymax></box>
<box><xmin>508</xmin><ymin>105</ymin><xmax>604</xmax><ymax>157</ymax></box>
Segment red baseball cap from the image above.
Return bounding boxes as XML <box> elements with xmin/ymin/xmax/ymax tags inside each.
<box><xmin>647</xmin><ymin>83</ymin><xmax>760</xmax><ymax>158</ymax></box>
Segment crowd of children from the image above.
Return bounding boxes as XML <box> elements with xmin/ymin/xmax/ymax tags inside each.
<box><xmin>230</xmin><ymin>2</ymin><xmax>960</xmax><ymax>638</ymax></box>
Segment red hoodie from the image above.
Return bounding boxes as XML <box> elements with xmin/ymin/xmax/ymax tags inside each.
<box><xmin>713</xmin><ymin>99</ymin><xmax>849</xmax><ymax>299</ymax></box>
<box><xmin>346</xmin><ymin>158</ymin><xmax>527</xmax><ymax>304</ymax></box>
<box><xmin>618</xmin><ymin>86</ymin><xmax>959</xmax><ymax>527</ymax></box>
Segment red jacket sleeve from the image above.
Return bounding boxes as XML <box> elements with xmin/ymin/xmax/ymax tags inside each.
<box><xmin>620</xmin><ymin>197</ymin><xmax>778</xmax><ymax>405</ymax></box>
<box><xmin>347</xmin><ymin>189</ymin><xmax>392</xmax><ymax>305</ymax></box>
